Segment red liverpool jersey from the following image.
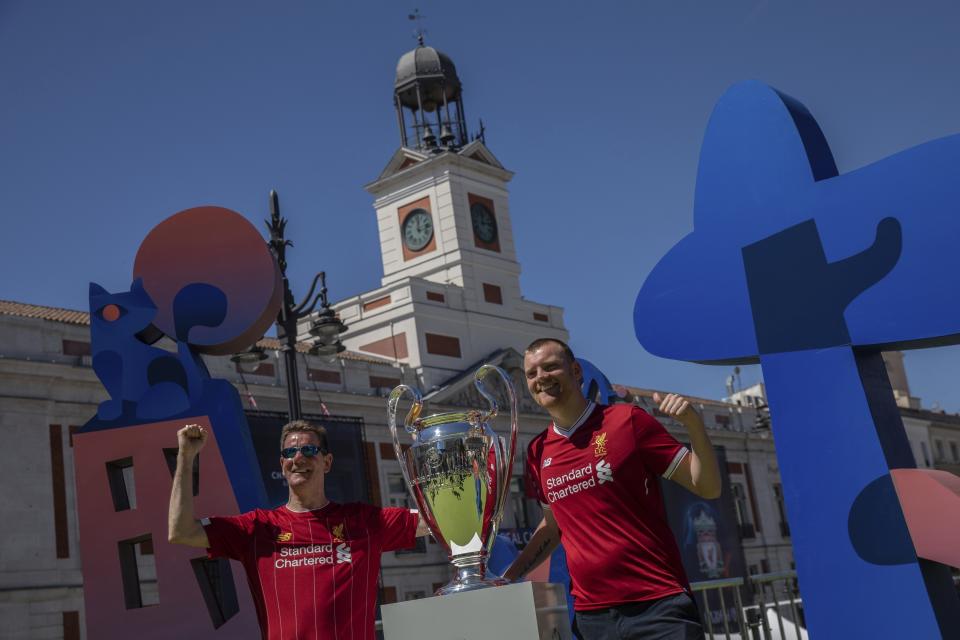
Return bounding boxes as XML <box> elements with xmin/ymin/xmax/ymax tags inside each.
<box><xmin>203</xmin><ymin>502</ymin><xmax>417</xmax><ymax>639</ymax></box>
<box><xmin>526</xmin><ymin>404</ymin><xmax>690</xmax><ymax>610</ymax></box>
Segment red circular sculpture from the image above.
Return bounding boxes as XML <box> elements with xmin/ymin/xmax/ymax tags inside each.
<box><xmin>133</xmin><ymin>206</ymin><xmax>281</xmax><ymax>355</ymax></box>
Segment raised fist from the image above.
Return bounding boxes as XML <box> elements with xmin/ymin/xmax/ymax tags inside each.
<box><xmin>177</xmin><ymin>423</ymin><xmax>208</xmax><ymax>457</ymax></box>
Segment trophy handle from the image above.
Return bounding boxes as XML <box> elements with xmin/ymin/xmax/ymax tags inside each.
<box><xmin>387</xmin><ymin>384</ymin><xmax>422</xmax><ymax>497</ymax></box>
<box><xmin>474</xmin><ymin>365</ymin><xmax>519</xmax><ymax>525</ymax></box>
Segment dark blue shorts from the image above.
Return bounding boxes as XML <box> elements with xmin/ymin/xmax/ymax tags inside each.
<box><xmin>572</xmin><ymin>592</ymin><xmax>705</xmax><ymax>640</ymax></box>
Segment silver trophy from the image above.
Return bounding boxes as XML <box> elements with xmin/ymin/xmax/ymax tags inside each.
<box><xmin>388</xmin><ymin>365</ymin><xmax>518</xmax><ymax>595</ymax></box>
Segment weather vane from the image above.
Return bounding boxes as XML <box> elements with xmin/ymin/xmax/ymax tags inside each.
<box><xmin>408</xmin><ymin>8</ymin><xmax>427</xmax><ymax>46</ymax></box>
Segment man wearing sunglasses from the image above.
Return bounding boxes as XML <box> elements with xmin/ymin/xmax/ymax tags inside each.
<box><xmin>168</xmin><ymin>419</ymin><xmax>429</xmax><ymax>640</ymax></box>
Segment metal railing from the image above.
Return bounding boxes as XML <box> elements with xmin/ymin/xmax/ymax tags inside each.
<box><xmin>691</xmin><ymin>570</ymin><xmax>805</xmax><ymax>640</ymax></box>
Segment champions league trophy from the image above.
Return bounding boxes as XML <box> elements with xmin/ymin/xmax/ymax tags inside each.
<box><xmin>388</xmin><ymin>364</ymin><xmax>518</xmax><ymax>595</ymax></box>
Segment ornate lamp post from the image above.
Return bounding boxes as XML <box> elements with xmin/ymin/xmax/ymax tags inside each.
<box><xmin>232</xmin><ymin>190</ymin><xmax>348</xmax><ymax>421</ymax></box>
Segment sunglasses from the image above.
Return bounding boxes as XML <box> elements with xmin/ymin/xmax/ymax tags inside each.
<box><xmin>280</xmin><ymin>445</ymin><xmax>327</xmax><ymax>459</ymax></box>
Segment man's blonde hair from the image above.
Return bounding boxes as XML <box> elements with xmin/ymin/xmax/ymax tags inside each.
<box><xmin>279</xmin><ymin>420</ymin><xmax>329</xmax><ymax>452</ymax></box>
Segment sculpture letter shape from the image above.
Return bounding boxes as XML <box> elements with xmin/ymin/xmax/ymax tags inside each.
<box><xmin>635</xmin><ymin>81</ymin><xmax>960</xmax><ymax>638</ymax></box>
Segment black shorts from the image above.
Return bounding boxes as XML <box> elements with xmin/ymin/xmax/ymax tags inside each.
<box><xmin>572</xmin><ymin>592</ymin><xmax>705</xmax><ymax>640</ymax></box>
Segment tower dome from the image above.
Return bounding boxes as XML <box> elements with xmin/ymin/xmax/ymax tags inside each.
<box><xmin>394</xmin><ymin>45</ymin><xmax>462</xmax><ymax>112</ymax></box>
<box><xmin>392</xmin><ymin>42</ymin><xmax>469</xmax><ymax>152</ymax></box>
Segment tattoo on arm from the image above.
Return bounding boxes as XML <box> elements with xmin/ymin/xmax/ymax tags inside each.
<box><xmin>518</xmin><ymin>535</ymin><xmax>554</xmax><ymax>578</ymax></box>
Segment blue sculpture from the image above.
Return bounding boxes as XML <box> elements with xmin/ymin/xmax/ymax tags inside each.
<box><xmin>89</xmin><ymin>279</ymin><xmax>218</xmax><ymax>422</ymax></box>
<box><xmin>577</xmin><ymin>357</ymin><xmax>618</xmax><ymax>404</ymax></box>
<box><xmin>76</xmin><ymin>207</ymin><xmax>282</xmax><ymax>638</ymax></box>
<box><xmin>635</xmin><ymin>81</ymin><xmax>960</xmax><ymax>638</ymax></box>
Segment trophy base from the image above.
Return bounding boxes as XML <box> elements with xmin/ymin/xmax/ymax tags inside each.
<box><xmin>382</xmin><ymin>581</ymin><xmax>571</xmax><ymax>640</ymax></box>
<box><xmin>433</xmin><ymin>560</ymin><xmax>508</xmax><ymax>596</ymax></box>
<box><xmin>435</xmin><ymin>574</ymin><xmax>507</xmax><ymax>596</ymax></box>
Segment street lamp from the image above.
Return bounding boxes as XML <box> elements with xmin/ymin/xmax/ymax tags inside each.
<box><xmin>231</xmin><ymin>190</ymin><xmax>348</xmax><ymax>420</ymax></box>
<box><xmin>230</xmin><ymin>343</ymin><xmax>268</xmax><ymax>367</ymax></box>
<box><xmin>307</xmin><ymin>274</ymin><xmax>347</xmax><ymax>362</ymax></box>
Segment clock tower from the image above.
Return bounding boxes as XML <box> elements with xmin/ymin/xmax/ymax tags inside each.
<box><xmin>325</xmin><ymin>41</ymin><xmax>568</xmax><ymax>388</ymax></box>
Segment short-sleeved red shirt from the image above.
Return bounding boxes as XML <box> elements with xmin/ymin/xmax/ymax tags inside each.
<box><xmin>203</xmin><ymin>502</ymin><xmax>417</xmax><ymax>640</ymax></box>
<box><xmin>526</xmin><ymin>404</ymin><xmax>690</xmax><ymax>610</ymax></box>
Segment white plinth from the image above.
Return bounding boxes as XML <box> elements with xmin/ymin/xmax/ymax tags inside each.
<box><xmin>381</xmin><ymin>581</ymin><xmax>571</xmax><ymax>640</ymax></box>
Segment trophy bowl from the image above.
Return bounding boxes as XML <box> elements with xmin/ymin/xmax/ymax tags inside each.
<box><xmin>388</xmin><ymin>365</ymin><xmax>518</xmax><ymax>595</ymax></box>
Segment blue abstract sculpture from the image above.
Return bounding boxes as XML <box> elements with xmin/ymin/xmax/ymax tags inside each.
<box><xmin>76</xmin><ymin>207</ymin><xmax>281</xmax><ymax>638</ymax></box>
<box><xmin>577</xmin><ymin>357</ymin><xmax>618</xmax><ymax>405</ymax></box>
<box><xmin>635</xmin><ymin>81</ymin><xmax>960</xmax><ymax>638</ymax></box>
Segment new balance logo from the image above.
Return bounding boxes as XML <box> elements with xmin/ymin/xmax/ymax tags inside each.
<box><xmin>336</xmin><ymin>542</ymin><xmax>352</xmax><ymax>564</ymax></box>
<box><xmin>543</xmin><ymin>458</ymin><xmax>552</xmax><ymax>468</ymax></box>
<box><xmin>596</xmin><ymin>459</ymin><xmax>613</xmax><ymax>484</ymax></box>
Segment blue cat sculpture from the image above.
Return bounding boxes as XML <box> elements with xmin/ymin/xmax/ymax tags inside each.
<box><xmin>89</xmin><ymin>278</ymin><xmax>216</xmax><ymax>422</ymax></box>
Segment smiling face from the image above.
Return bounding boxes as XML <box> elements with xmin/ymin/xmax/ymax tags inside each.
<box><xmin>524</xmin><ymin>340</ymin><xmax>584</xmax><ymax>413</ymax></box>
<box><xmin>280</xmin><ymin>431</ymin><xmax>332</xmax><ymax>495</ymax></box>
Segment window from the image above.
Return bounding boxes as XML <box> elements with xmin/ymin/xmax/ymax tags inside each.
<box><xmin>50</xmin><ymin>425</ymin><xmax>70</xmax><ymax>558</ymax></box>
<box><xmin>380</xmin><ymin>586</ymin><xmax>398</xmax><ymax>604</ymax></box>
<box><xmin>370</xmin><ymin>375</ymin><xmax>401</xmax><ymax>390</ymax></box>
<box><xmin>190</xmin><ymin>558</ymin><xmax>240</xmax><ymax>628</ymax></box>
<box><xmin>731</xmin><ymin>482</ymin><xmax>755</xmax><ymax>539</ymax></box>
<box><xmin>363</xmin><ymin>295</ymin><xmax>391</xmax><ymax>311</ymax></box>
<box><xmin>62</xmin><ymin>612</ymin><xmax>80</xmax><ymax>640</ymax></box>
<box><xmin>951</xmin><ymin>442</ymin><xmax>959</xmax><ymax>463</ymax></box>
<box><xmin>62</xmin><ymin>339</ymin><xmax>91</xmax><ymax>356</ymax></box>
<box><xmin>386</xmin><ymin>472</ymin><xmax>410</xmax><ymax>508</ymax></box>
<box><xmin>236</xmin><ymin>362</ymin><xmax>274</xmax><ymax>377</ymax></box>
<box><xmin>425</xmin><ymin>333</ymin><xmax>461</xmax><ymax>358</ymax></box>
<box><xmin>386</xmin><ymin>471</ymin><xmax>425</xmax><ymax>555</ymax></box>
<box><xmin>106</xmin><ymin>457</ymin><xmax>137</xmax><ymax>511</ymax></box>
<box><xmin>507</xmin><ymin>475</ymin><xmax>531</xmax><ymax>530</ymax></box>
<box><xmin>773</xmin><ymin>484</ymin><xmax>790</xmax><ymax>538</ymax></box>
<box><xmin>482</xmin><ymin>283</ymin><xmax>503</xmax><ymax>305</ymax></box>
<box><xmin>308</xmin><ymin>369</ymin><xmax>341</xmax><ymax>384</ymax></box>
<box><xmin>921</xmin><ymin>441</ymin><xmax>931</xmax><ymax>467</ymax></box>
<box><xmin>118</xmin><ymin>534</ymin><xmax>159</xmax><ymax>608</ymax></box>
<box><xmin>404</xmin><ymin>590</ymin><xmax>427</xmax><ymax>601</ymax></box>
<box><xmin>935</xmin><ymin>440</ymin><xmax>945</xmax><ymax>461</ymax></box>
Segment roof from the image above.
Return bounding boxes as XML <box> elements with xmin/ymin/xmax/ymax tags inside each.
<box><xmin>0</xmin><ymin>299</ymin><xmax>90</xmax><ymax>325</ymax></box>
<box><xmin>254</xmin><ymin>337</ymin><xmax>395</xmax><ymax>365</ymax></box>
<box><xmin>621</xmin><ymin>385</ymin><xmax>737</xmax><ymax>409</ymax></box>
<box><xmin>395</xmin><ymin>45</ymin><xmax>460</xmax><ymax>90</ymax></box>
<box><xmin>0</xmin><ymin>298</ymin><xmax>390</xmax><ymax>365</ymax></box>
<box><xmin>901</xmin><ymin>406</ymin><xmax>960</xmax><ymax>426</ymax></box>
<box><xmin>422</xmin><ymin>348</ymin><xmax>513</xmax><ymax>402</ymax></box>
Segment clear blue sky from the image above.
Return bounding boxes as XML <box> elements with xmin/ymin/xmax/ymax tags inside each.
<box><xmin>3</xmin><ymin>0</ymin><xmax>960</xmax><ymax>410</ymax></box>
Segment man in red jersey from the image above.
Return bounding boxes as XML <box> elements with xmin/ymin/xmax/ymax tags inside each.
<box><xmin>168</xmin><ymin>419</ymin><xmax>428</xmax><ymax>640</ymax></box>
<box><xmin>504</xmin><ymin>338</ymin><xmax>721</xmax><ymax>640</ymax></box>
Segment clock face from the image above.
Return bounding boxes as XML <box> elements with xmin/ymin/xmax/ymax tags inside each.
<box><xmin>470</xmin><ymin>203</ymin><xmax>498</xmax><ymax>244</ymax></box>
<box><xmin>402</xmin><ymin>208</ymin><xmax>434</xmax><ymax>252</ymax></box>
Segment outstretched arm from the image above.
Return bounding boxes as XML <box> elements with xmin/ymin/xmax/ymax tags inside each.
<box><xmin>167</xmin><ymin>424</ymin><xmax>211</xmax><ymax>548</ymax></box>
<box><xmin>502</xmin><ymin>508</ymin><xmax>560</xmax><ymax>582</ymax></box>
<box><xmin>654</xmin><ymin>393</ymin><xmax>722</xmax><ymax>499</ymax></box>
